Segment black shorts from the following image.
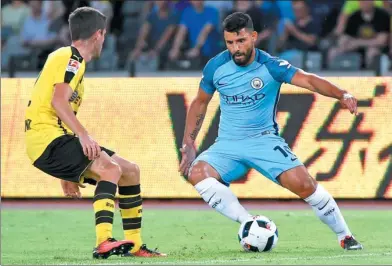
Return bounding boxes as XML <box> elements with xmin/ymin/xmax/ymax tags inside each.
<box><xmin>33</xmin><ymin>134</ymin><xmax>115</xmax><ymax>185</ymax></box>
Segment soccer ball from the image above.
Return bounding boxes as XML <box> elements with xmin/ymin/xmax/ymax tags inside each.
<box><xmin>238</xmin><ymin>215</ymin><xmax>278</xmax><ymax>252</ymax></box>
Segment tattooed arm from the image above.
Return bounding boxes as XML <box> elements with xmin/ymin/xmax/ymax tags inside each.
<box><xmin>182</xmin><ymin>88</ymin><xmax>213</xmax><ymax>146</ymax></box>
<box><xmin>179</xmin><ymin>88</ymin><xmax>213</xmax><ymax>176</ymax></box>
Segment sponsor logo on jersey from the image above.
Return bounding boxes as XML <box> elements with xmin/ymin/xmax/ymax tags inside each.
<box><xmin>66</xmin><ymin>59</ymin><xmax>80</xmax><ymax>74</ymax></box>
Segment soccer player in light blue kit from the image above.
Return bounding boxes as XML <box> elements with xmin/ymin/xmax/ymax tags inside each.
<box><xmin>179</xmin><ymin>12</ymin><xmax>363</xmax><ymax>250</ymax></box>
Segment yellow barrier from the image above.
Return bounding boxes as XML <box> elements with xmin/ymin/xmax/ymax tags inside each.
<box><xmin>1</xmin><ymin>77</ymin><xmax>391</xmax><ymax>199</ymax></box>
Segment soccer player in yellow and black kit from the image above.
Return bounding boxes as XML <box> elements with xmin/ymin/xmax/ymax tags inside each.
<box><xmin>25</xmin><ymin>7</ymin><xmax>166</xmax><ymax>259</ymax></box>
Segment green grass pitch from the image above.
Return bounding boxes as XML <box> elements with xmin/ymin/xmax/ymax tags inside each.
<box><xmin>2</xmin><ymin>208</ymin><xmax>391</xmax><ymax>265</ymax></box>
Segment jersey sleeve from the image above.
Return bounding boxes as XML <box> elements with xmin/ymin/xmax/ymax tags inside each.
<box><xmin>265</xmin><ymin>57</ymin><xmax>299</xmax><ymax>84</ymax></box>
<box><xmin>199</xmin><ymin>58</ymin><xmax>217</xmax><ymax>95</ymax></box>
<box><xmin>53</xmin><ymin>53</ymin><xmax>81</xmax><ymax>88</ymax></box>
<box><xmin>342</xmin><ymin>1</ymin><xmax>356</xmax><ymax>15</ymax></box>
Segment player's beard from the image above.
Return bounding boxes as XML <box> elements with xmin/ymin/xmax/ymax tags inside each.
<box><xmin>232</xmin><ymin>48</ymin><xmax>253</xmax><ymax>66</ymax></box>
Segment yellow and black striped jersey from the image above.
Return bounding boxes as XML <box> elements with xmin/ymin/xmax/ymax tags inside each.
<box><xmin>25</xmin><ymin>46</ymin><xmax>86</xmax><ymax>163</ymax></box>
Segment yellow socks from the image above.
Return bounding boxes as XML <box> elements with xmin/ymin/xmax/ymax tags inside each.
<box><xmin>93</xmin><ymin>180</ymin><xmax>117</xmax><ymax>247</ymax></box>
<box><xmin>118</xmin><ymin>185</ymin><xmax>143</xmax><ymax>253</ymax></box>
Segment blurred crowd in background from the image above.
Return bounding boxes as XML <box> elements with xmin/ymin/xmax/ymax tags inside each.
<box><xmin>1</xmin><ymin>0</ymin><xmax>391</xmax><ymax>73</ymax></box>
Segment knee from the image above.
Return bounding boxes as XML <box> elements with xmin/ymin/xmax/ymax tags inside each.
<box><xmin>120</xmin><ymin>161</ymin><xmax>140</xmax><ymax>184</ymax></box>
<box><xmin>95</xmin><ymin>157</ymin><xmax>122</xmax><ymax>183</ymax></box>
<box><xmin>188</xmin><ymin>162</ymin><xmax>208</xmax><ymax>186</ymax></box>
<box><xmin>297</xmin><ymin>178</ymin><xmax>317</xmax><ymax>198</ymax></box>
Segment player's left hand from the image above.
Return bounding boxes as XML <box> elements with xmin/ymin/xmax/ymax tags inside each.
<box><xmin>179</xmin><ymin>143</ymin><xmax>196</xmax><ymax>176</ymax></box>
<box><xmin>61</xmin><ymin>180</ymin><xmax>84</xmax><ymax>199</ymax></box>
<box><xmin>339</xmin><ymin>92</ymin><xmax>358</xmax><ymax>115</ymax></box>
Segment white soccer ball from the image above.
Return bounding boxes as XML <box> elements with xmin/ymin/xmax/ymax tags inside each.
<box><xmin>238</xmin><ymin>215</ymin><xmax>278</xmax><ymax>252</ymax></box>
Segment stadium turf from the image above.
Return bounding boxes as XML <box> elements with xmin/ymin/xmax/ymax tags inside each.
<box><xmin>2</xmin><ymin>208</ymin><xmax>391</xmax><ymax>265</ymax></box>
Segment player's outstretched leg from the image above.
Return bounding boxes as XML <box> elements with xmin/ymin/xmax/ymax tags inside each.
<box><xmin>112</xmin><ymin>155</ymin><xmax>166</xmax><ymax>257</ymax></box>
<box><xmin>88</xmin><ymin>152</ymin><xmax>135</xmax><ymax>259</ymax></box>
<box><xmin>278</xmin><ymin>166</ymin><xmax>363</xmax><ymax>250</ymax></box>
<box><xmin>188</xmin><ymin>161</ymin><xmax>251</xmax><ymax>223</ymax></box>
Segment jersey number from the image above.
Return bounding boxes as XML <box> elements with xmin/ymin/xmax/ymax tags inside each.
<box><xmin>274</xmin><ymin>145</ymin><xmax>297</xmax><ymax>161</ymax></box>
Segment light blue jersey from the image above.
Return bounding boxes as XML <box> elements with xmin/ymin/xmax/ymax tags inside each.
<box><xmin>200</xmin><ymin>49</ymin><xmax>298</xmax><ymax>140</ymax></box>
<box><xmin>194</xmin><ymin>49</ymin><xmax>303</xmax><ymax>185</ymax></box>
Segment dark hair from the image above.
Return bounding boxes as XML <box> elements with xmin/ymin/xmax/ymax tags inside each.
<box><xmin>68</xmin><ymin>7</ymin><xmax>106</xmax><ymax>41</ymax></box>
<box><xmin>222</xmin><ymin>12</ymin><xmax>254</xmax><ymax>33</ymax></box>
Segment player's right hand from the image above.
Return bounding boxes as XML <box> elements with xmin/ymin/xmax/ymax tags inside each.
<box><xmin>179</xmin><ymin>143</ymin><xmax>196</xmax><ymax>176</ymax></box>
<box><xmin>78</xmin><ymin>133</ymin><xmax>101</xmax><ymax>160</ymax></box>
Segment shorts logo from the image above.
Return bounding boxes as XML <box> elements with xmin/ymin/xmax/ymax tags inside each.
<box><xmin>66</xmin><ymin>59</ymin><xmax>80</xmax><ymax>74</ymax></box>
<box><xmin>251</xmin><ymin>78</ymin><xmax>263</xmax><ymax>90</ymax></box>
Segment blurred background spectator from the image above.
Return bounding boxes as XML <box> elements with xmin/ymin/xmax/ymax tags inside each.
<box><xmin>333</xmin><ymin>0</ymin><xmax>384</xmax><ymax>37</ymax></box>
<box><xmin>2</xmin><ymin>0</ymin><xmax>58</xmax><ymax>69</ymax></box>
<box><xmin>328</xmin><ymin>0</ymin><xmax>390</xmax><ymax>69</ymax></box>
<box><xmin>129</xmin><ymin>0</ymin><xmax>179</xmax><ymax>71</ymax></box>
<box><xmin>90</xmin><ymin>0</ymin><xmax>113</xmax><ymax>31</ymax></box>
<box><xmin>277</xmin><ymin>0</ymin><xmax>320</xmax><ymax>67</ymax></box>
<box><xmin>1</xmin><ymin>0</ymin><xmax>391</xmax><ymax>74</ymax></box>
<box><xmin>1</xmin><ymin>0</ymin><xmax>30</xmax><ymax>44</ymax></box>
<box><xmin>168</xmin><ymin>0</ymin><xmax>221</xmax><ymax>68</ymax></box>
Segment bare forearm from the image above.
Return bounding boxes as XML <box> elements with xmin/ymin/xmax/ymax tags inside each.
<box><xmin>155</xmin><ymin>26</ymin><xmax>174</xmax><ymax>51</ymax></box>
<box><xmin>292</xmin><ymin>29</ymin><xmax>316</xmax><ymax>46</ymax></box>
<box><xmin>256</xmin><ymin>29</ymin><xmax>271</xmax><ymax>45</ymax></box>
<box><xmin>31</xmin><ymin>37</ymin><xmax>57</xmax><ymax>47</ymax></box>
<box><xmin>135</xmin><ymin>24</ymin><xmax>150</xmax><ymax>50</ymax></box>
<box><xmin>52</xmin><ymin>100</ymin><xmax>87</xmax><ymax>136</ymax></box>
<box><xmin>334</xmin><ymin>14</ymin><xmax>348</xmax><ymax>35</ymax></box>
<box><xmin>173</xmin><ymin>26</ymin><xmax>187</xmax><ymax>51</ymax></box>
<box><xmin>307</xmin><ymin>74</ymin><xmax>346</xmax><ymax>99</ymax></box>
<box><xmin>182</xmin><ymin>99</ymin><xmax>208</xmax><ymax>145</ymax></box>
<box><xmin>278</xmin><ymin>30</ymin><xmax>288</xmax><ymax>49</ymax></box>
<box><xmin>356</xmin><ymin>34</ymin><xmax>388</xmax><ymax>48</ymax></box>
<box><xmin>194</xmin><ymin>24</ymin><xmax>213</xmax><ymax>49</ymax></box>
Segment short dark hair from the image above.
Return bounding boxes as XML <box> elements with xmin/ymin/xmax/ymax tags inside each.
<box><xmin>68</xmin><ymin>7</ymin><xmax>107</xmax><ymax>41</ymax></box>
<box><xmin>222</xmin><ymin>12</ymin><xmax>254</xmax><ymax>33</ymax></box>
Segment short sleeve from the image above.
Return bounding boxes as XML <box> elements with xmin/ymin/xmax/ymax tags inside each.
<box><xmin>344</xmin><ymin>13</ymin><xmax>359</xmax><ymax>36</ymax></box>
<box><xmin>199</xmin><ymin>59</ymin><xmax>217</xmax><ymax>95</ymax></box>
<box><xmin>206</xmin><ymin>7</ymin><xmax>219</xmax><ymax>28</ymax></box>
<box><xmin>374</xmin><ymin>10</ymin><xmax>390</xmax><ymax>33</ymax></box>
<box><xmin>52</xmin><ymin>54</ymin><xmax>81</xmax><ymax>88</ymax></box>
<box><xmin>265</xmin><ymin>57</ymin><xmax>299</xmax><ymax>84</ymax></box>
<box><xmin>342</xmin><ymin>1</ymin><xmax>356</xmax><ymax>15</ymax></box>
<box><xmin>146</xmin><ymin>11</ymin><xmax>154</xmax><ymax>24</ymax></box>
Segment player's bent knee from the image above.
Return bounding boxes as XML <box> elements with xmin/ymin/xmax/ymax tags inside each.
<box><xmin>188</xmin><ymin>161</ymin><xmax>219</xmax><ymax>186</ymax></box>
<box><xmin>91</xmin><ymin>153</ymin><xmax>122</xmax><ymax>183</ymax></box>
<box><xmin>101</xmin><ymin>161</ymin><xmax>122</xmax><ymax>183</ymax></box>
<box><xmin>278</xmin><ymin>166</ymin><xmax>317</xmax><ymax>198</ymax></box>
<box><xmin>297</xmin><ymin>179</ymin><xmax>317</xmax><ymax>198</ymax></box>
<box><xmin>119</xmin><ymin>161</ymin><xmax>140</xmax><ymax>184</ymax></box>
